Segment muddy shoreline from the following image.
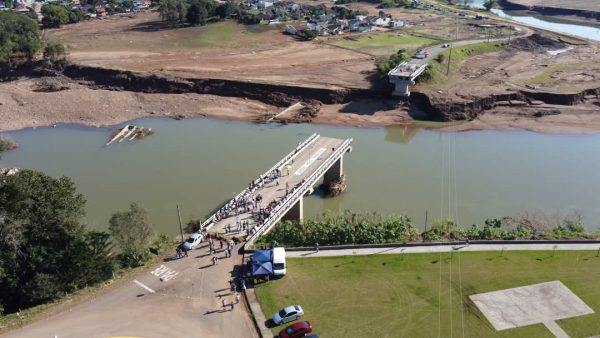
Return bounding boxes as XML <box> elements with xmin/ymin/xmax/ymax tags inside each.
<box><xmin>499</xmin><ymin>0</ymin><xmax>600</xmax><ymax>23</ymax></box>
<box><xmin>1</xmin><ymin>63</ymin><xmax>600</xmax><ymax>134</ymax></box>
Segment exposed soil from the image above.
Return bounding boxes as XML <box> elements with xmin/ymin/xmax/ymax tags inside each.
<box><xmin>4</xmin><ymin>9</ymin><xmax>595</xmax><ymax>134</ymax></box>
<box><xmin>0</xmin><ymin>76</ymin><xmax>276</xmax><ymax>131</ymax></box>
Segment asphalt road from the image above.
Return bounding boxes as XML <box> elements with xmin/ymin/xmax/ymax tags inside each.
<box><xmin>2</xmin><ymin>243</ymin><xmax>258</xmax><ymax>338</ymax></box>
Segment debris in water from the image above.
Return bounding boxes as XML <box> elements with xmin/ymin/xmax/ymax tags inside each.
<box><xmin>106</xmin><ymin>125</ymin><xmax>152</xmax><ymax>146</ymax></box>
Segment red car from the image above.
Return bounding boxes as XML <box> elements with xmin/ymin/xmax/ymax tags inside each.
<box><xmin>278</xmin><ymin>321</ymin><xmax>312</xmax><ymax>338</ymax></box>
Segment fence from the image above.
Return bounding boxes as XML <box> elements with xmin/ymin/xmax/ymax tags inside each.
<box><xmin>200</xmin><ymin>133</ymin><xmax>321</xmax><ymax>231</ymax></box>
<box><xmin>246</xmin><ymin>138</ymin><xmax>353</xmax><ymax>244</ymax></box>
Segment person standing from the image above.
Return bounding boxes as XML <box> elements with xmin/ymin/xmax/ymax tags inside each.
<box><xmin>315</xmin><ymin>242</ymin><xmax>319</xmax><ymax>253</ymax></box>
<box><xmin>235</xmin><ymin>293</ymin><xmax>240</xmax><ymax>304</ymax></box>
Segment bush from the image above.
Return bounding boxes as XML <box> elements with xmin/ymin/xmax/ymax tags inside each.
<box><xmin>0</xmin><ymin>136</ymin><xmax>18</xmax><ymax>152</ymax></box>
<box><xmin>258</xmin><ymin>213</ymin><xmax>597</xmax><ymax>247</ymax></box>
<box><xmin>43</xmin><ymin>41</ymin><xmax>66</xmax><ymax>63</ymax></box>
<box><xmin>259</xmin><ymin>212</ymin><xmax>419</xmax><ymax>247</ymax></box>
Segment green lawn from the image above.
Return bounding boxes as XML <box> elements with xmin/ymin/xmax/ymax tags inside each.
<box><xmin>179</xmin><ymin>21</ymin><xmax>281</xmax><ymax>49</ymax></box>
<box><xmin>328</xmin><ymin>33</ymin><xmax>443</xmax><ymax>56</ymax></box>
<box><xmin>255</xmin><ymin>251</ymin><xmax>600</xmax><ymax>338</ymax></box>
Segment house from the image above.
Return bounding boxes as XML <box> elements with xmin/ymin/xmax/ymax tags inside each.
<box><xmin>286</xmin><ymin>25</ymin><xmax>306</xmax><ymax>35</ymax></box>
<box><xmin>348</xmin><ymin>19</ymin><xmax>370</xmax><ymax>32</ymax></box>
<box><xmin>325</xmin><ymin>24</ymin><xmax>343</xmax><ymax>35</ymax></box>
<box><xmin>257</xmin><ymin>1</ymin><xmax>273</xmax><ymax>9</ymax></box>
<box><xmin>306</xmin><ymin>22</ymin><xmax>325</xmax><ymax>34</ymax></box>
<box><xmin>366</xmin><ymin>15</ymin><xmax>390</xmax><ymax>27</ymax></box>
<box><xmin>389</xmin><ymin>19</ymin><xmax>403</xmax><ymax>28</ymax></box>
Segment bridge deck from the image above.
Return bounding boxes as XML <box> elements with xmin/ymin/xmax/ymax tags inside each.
<box><xmin>206</xmin><ymin>136</ymin><xmax>348</xmax><ymax>239</ymax></box>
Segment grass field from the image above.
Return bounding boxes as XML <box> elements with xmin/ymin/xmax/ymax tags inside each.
<box><xmin>328</xmin><ymin>32</ymin><xmax>443</xmax><ymax>56</ymax></box>
<box><xmin>180</xmin><ymin>21</ymin><xmax>283</xmax><ymax>49</ymax></box>
<box><xmin>255</xmin><ymin>251</ymin><xmax>600</xmax><ymax>338</ymax></box>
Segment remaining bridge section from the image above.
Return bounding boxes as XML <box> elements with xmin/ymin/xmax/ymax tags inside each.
<box><xmin>201</xmin><ymin>134</ymin><xmax>352</xmax><ymax>245</ymax></box>
<box><xmin>388</xmin><ymin>61</ymin><xmax>428</xmax><ymax>97</ymax></box>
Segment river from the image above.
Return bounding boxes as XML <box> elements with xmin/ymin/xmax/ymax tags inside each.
<box><xmin>2</xmin><ymin>118</ymin><xmax>599</xmax><ymax>235</ymax></box>
<box><xmin>466</xmin><ymin>0</ymin><xmax>600</xmax><ymax>41</ymax></box>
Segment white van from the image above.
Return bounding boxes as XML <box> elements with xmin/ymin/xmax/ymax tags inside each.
<box><xmin>272</xmin><ymin>247</ymin><xmax>286</xmax><ymax>277</ymax></box>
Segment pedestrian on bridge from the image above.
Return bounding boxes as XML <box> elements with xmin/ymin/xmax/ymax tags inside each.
<box><xmin>212</xmin><ymin>256</ymin><xmax>218</xmax><ymax>265</ymax></box>
<box><xmin>220</xmin><ymin>239</ymin><xmax>224</xmax><ymax>249</ymax></box>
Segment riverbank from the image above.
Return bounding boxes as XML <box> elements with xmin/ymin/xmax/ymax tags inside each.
<box><xmin>499</xmin><ymin>0</ymin><xmax>600</xmax><ymax>25</ymax></box>
<box><xmin>2</xmin><ymin>74</ymin><xmax>600</xmax><ymax>135</ymax></box>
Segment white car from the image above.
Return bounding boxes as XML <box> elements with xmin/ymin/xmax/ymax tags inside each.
<box><xmin>272</xmin><ymin>305</ymin><xmax>304</xmax><ymax>325</ymax></box>
<box><xmin>182</xmin><ymin>232</ymin><xmax>203</xmax><ymax>250</ymax></box>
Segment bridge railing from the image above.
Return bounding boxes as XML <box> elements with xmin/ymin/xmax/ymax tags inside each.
<box><xmin>246</xmin><ymin>138</ymin><xmax>353</xmax><ymax>244</ymax></box>
<box><xmin>200</xmin><ymin>133</ymin><xmax>320</xmax><ymax>231</ymax></box>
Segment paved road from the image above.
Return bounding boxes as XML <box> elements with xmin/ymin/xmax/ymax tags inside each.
<box><xmin>2</xmin><ymin>243</ymin><xmax>258</xmax><ymax>338</ymax></box>
<box><xmin>286</xmin><ymin>242</ymin><xmax>600</xmax><ymax>258</ymax></box>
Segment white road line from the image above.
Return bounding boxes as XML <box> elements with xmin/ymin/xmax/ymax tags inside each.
<box><xmin>294</xmin><ymin>147</ymin><xmax>326</xmax><ymax>176</ymax></box>
<box><xmin>134</xmin><ymin>280</ymin><xmax>155</xmax><ymax>293</ymax></box>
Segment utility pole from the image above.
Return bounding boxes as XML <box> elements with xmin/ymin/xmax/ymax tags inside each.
<box><xmin>177</xmin><ymin>204</ymin><xmax>184</xmax><ymax>242</ymax></box>
<box><xmin>446</xmin><ymin>47</ymin><xmax>453</xmax><ymax>76</ymax></box>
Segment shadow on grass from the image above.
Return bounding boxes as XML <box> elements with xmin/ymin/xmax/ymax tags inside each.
<box><xmin>127</xmin><ymin>20</ymin><xmax>178</xmax><ymax>32</ymax></box>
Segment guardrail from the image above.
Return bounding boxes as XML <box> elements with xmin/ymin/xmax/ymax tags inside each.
<box><xmin>246</xmin><ymin>138</ymin><xmax>353</xmax><ymax>244</ymax></box>
<box><xmin>200</xmin><ymin>133</ymin><xmax>320</xmax><ymax>231</ymax></box>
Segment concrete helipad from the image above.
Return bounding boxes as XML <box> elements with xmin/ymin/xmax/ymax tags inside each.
<box><xmin>470</xmin><ymin>281</ymin><xmax>595</xmax><ymax>338</ymax></box>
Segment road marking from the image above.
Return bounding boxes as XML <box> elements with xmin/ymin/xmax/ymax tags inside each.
<box><xmin>150</xmin><ymin>264</ymin><xmax>179</xmax><ymax>281</ymax></box>
<box><xmin>294</xmin><ymin>147</ymin><xmax>326</xmax><ymax>176</ymax></box>
<box><xmin>134</xmin><ymin>280</ymin><xmax>155</xmax><ymax>293</ymax></box>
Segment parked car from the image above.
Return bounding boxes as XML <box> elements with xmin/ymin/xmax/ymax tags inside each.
<box><xmin>273</xmin><ymin>305</ymin><xmax>304</xmax><ymax>325</ymax></box>
<box><xmin>278</xmin><ymin>321</ymin><xmax>312</xmax><ymax>338</ymax></box>
<box><xmin>182</xmin><ymin>232</ymin><xmax>203</xmax><ymax>250</ymax></box>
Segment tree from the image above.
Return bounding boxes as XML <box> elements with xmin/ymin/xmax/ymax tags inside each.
<box><xmin>296</xmin><ymin>29</ymin><xmax>318</xmax><ymax>41</ymax></box>
<box><xmin>186</xmin><ymin>0</ymin><xmax>208</xmax><ymax>25</ymax></box>
<box><xmin>0</xmin><ymin>170</ymin><xmax>113</xmax><ymax>312</ymax></box>
<box><xmin>159</xmin><ymin>0</ymin><xmax>187</xmax><ymax>27</ymax></box>
<box><xmin>215</xmin><ymin>0</ymin><xmax>236</xmax><ymax>19</ymax></box>
<box><xmin>109</xmin><ymin>203</ymin><xmax>155</xmax><ymax>267</ymax></box>
<box><xmin>41</xmin><ymin>4</ymin><xmax>70</xmax><ymax>28</ymax></box>
<box><xmin>0</xmin><ymin>11</ymin><xmax>41</xmax><ymax>70</ymax></box>
<box><xmin>69</xmin><ymin>8</ymin><xmax>85</xmax><ymax>24</ymax></box>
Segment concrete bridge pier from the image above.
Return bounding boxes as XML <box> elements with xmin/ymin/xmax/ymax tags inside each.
<box><xmin>282</xmin><ymin>198</ymin><xmax>303</xmax><ymax>222</ymax></box>
<box><xmin>390</xmin><ymin>79</ymin><xmax>415</xmax><ymax>97</ymax></box>
<box><xmin>323</xmin><ymin>156</ymin><xmax>343</xmax><ymax>186</ymax></box>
